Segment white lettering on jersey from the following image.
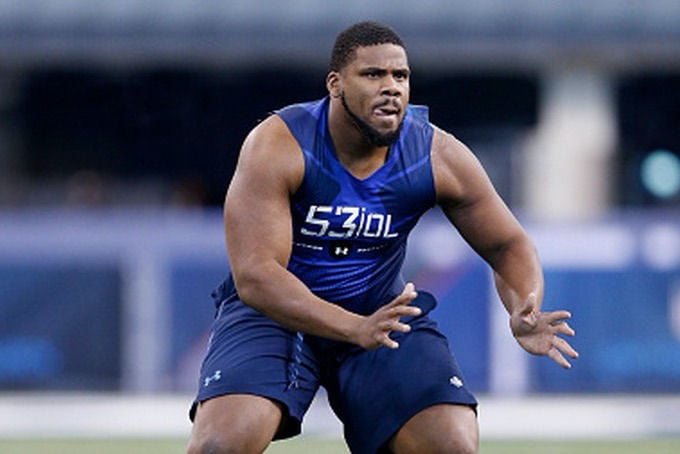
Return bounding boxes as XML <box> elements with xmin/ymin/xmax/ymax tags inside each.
<box><xmin>301</xmin><ymin>205</ymin><xmax>399</xmax><ymax>239</ymax></box>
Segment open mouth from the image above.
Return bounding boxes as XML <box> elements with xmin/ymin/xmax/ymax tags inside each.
<box><xmin>373</xmin><ymin>106</ymin><xmax>399</xmax><ymax>117</ymax></box>
<box><xmin>373</xmin><ymin>99</ymin><xmax>401</xmax><ymax>118</ymax></box>
<box><xmin>372</xmin><ymin>100</ymin><xmax>401</xmax><ymax>118</ymax></box>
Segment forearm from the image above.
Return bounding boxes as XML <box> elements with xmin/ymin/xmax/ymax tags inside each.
<box><xmin>491</xmin><ymin>237</ymin><xmax>578</xmax><ymax>367</ymax></box>
<box><xmin>233</xmin><ymin>260</ymin><xmax>364</xmax><ymax>343</ymax></box>
<box><xmin>490</xmin><ymin>236</ymin><xmax>544</xmax><ymax>317</ymax></box>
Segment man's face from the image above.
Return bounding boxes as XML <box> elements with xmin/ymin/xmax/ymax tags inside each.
<box><xmin>336</xmin><ymin>44</ymin><xmax>410</xmax><ymax>147</ymax></box>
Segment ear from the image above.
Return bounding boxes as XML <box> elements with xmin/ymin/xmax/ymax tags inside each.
<box><xmin>326</xmin><ymin>71</ymin><xmax>342</xmax><ymax>98</ymax></box>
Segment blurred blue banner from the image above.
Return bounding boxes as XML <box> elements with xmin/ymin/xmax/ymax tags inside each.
<box><xmin>1</xmin><ymin>209</ymin><xmax>679</xmax><ymax>395</ymax></box>
<box><xmin>534</xmin><ymin>266</ymin><xmax>680</xmax><ymax>392</ymax></box>
<box><xmin>0</xmin><ymin>263</ymin><xmax>121</xmax><ymax>390</ymax></box>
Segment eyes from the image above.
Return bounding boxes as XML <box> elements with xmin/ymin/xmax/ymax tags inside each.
<box><xmin>362</xmin><ymin>69</ymin><xmax>409</xmax><ymax>82</ymax></box>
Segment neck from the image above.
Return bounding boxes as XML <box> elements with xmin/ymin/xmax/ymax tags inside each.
<box><xmin>327</xmin><ymin>97</ymin><xmax>389</xmax><ymax>178</ymax></box>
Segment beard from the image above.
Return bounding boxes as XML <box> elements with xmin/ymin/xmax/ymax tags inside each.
<box><xmin>341</xmin><ymin>94</ymin><xmax>402</xmax><ymax>147</ymax></box>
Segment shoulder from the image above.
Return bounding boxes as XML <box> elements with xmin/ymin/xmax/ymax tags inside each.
<box><xmin>244</xmin><ymin>114</ymin><xmax>297</xmax><ymax>150</ymax></box>
<box><xmin>236</xmin><ymin>114</ymin><xmax>304</xmax><ymax>192</ymax></box>
<box><xmin>430</xmin><ymin>126</ymin><xmax>494</xmax><ymax>206</ymax></box>
<box><xmin>430</xmin><ymin>126</ymin><xmax>474</xmax><ymax>164</ymax></box>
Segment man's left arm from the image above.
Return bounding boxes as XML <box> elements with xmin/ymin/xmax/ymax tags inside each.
<box><xmin>430</xmin><ymin>127</ymin><xmax>578</xmax><ymax>368</ymax></box>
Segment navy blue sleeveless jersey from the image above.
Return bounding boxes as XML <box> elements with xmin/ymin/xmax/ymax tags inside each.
<box><xmin>212</xmin><ymin>97</ymin><xmax>436</xmax><ymax>315</ymax></box>
<box><xmin>278</xmin><ymin>97</ymin><xmax>436</xmax><ymax>314</ymax></box>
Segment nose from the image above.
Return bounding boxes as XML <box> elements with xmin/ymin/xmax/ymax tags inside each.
<box><xmin>381</xmin><ymin>76</ymin><xmax>403</xmax><ymax>97</ymax></box>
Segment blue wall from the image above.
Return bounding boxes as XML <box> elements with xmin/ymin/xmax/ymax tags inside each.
<box><xmin>0</xmin><ymin>262</ymin><xmax>122</xmax><ymax>390</ymax></box>
<box><xmin>534</xmin><ymin>267</ymin><xmax>680</xmax><ymax>393</ymax></box>
<box><xmin>1</xmin><ymin>210</ymin><xmax>679</xmax><ymax>394</ymax></box>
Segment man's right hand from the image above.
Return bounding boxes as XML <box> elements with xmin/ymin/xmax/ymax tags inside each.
<box><xmin>354</xmin><ymin>282</ymin><xmax>422</xmax><ymax>350</ymax></box>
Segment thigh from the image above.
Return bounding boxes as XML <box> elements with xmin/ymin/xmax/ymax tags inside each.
<box><xmin>388</xmin><ymin>403</ymin><xmax>478</xmax><ymax>454</ymax></box>
<box><xmin>327</xmin><ymin>319</ymin><xmax>478</xmax><ymax>453</ymax></box>
<box><xmin>190</xmin><ymin>301</ymin><xmax>320</xmax><ymax>440</ymax></box>
<box><xmin>188</xmin><ymin>393</ymin><xmax>282</xmax><ymax>453</ymax></box>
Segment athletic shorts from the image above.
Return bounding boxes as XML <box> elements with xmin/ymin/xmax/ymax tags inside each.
<box><xmin>190</xmin><ymin>291</ymin><xmax>478</xmax><ymax>453</ymax></box>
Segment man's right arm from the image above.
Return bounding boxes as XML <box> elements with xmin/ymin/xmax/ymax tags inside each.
<box><xmin>223</xmin><ymin>115</ymin><xmax>419</xmax><ymax>350</ymax></box>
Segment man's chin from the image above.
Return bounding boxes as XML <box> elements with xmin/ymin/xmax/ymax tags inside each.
<box><xmin>341</xmin><ymin>94</ymin><xmax>402</xmax><ymax>147</ymax></box>
<box><xmin>368</xmin><ymin>119</ymin><xmax>401</xmax><ymax>140</ymax></box>
<box><xmin>369</xmin><ymin>129</ymin><xmax>401</xmax><ymax>147</ymax></box>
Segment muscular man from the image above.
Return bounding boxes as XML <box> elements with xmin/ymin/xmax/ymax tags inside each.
<box><xmin>187</xmin><ymin>21</ymin><xmax>578</xmax><ymax>454</ymax></box>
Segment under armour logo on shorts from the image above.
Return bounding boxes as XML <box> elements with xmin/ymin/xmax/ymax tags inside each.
<box><xmin>204</xmin><ymin>370</ymin><xmax>222</xmax><ymax>387</ymax></box>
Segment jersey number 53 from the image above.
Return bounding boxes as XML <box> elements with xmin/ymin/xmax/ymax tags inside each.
<box><xmin>300</xmin><ymin>205</ymin><xmax>399</xmax><ymax>239</ymax></box>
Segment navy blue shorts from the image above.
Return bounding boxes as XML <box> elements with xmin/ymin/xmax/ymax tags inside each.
<box><xmin>191</xmin><ymin>291</ymin><xmax>477</xmax><ymax>453</ymax></box>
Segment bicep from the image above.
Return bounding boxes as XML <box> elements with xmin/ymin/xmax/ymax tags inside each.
<box><xmin>432</xmin><ymin>129</ymin><xmax>526</xmax><ymax>261</ymax></box>
<box><xmin>224</xmin><ymin>116</ymin><xmax>302</xmax><ymax>273</ymax></box>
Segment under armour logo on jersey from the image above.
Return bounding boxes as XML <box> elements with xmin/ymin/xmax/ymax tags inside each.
<box><xmin>329</xmin><ymin>241</ymin><xmax>352</xmax><ymax>258</ymax></box>
<box><xmin>204</xmin><ymin>370</ymin><xmax>222</xmax><ymax>387</ymax></box>
<box><xmin>335</xmin><ymin>246</ymin><xmax>350</xmax><ymax>256</ymax></box>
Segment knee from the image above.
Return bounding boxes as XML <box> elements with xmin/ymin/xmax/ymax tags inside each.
<box><xmin>186</xmin><ymin>434</ymin><xmax>256</xmax><ymax>454</ymax></box>
<box><xmin>186</xmin><ymin>433</ymin><xmax>227</xmax><ymax>454</ymax></box>
<box><xmin>425</xmin><ymin>430</ymin><xmax>478</xmax><ymax>454</ymax></box>
<box><xmin>186</xmin><ymin>434</ymin><xmax>220</xmax><ymax>454</ymax></box>
<box><xmin>186</xmin><ymin>394</ymin><xmax>282</xmax><ymax>453</ymax></box>
<box><xmin>449</xmin><ymin>430</ymin><xmax>479</xmax><ymax>454</ymax></box>
<box><xmin>390</xmin><ymin>422</ymin><xmax>479</xmax><ymax>454</ymax></box>
<box><xmin>445</xmin><ymin>417</ymin><xmax>479</xmax><ymax>454</ymax></box>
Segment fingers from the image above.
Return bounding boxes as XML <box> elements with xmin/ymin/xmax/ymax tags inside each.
<box><xmin>547</xmin><ymin>346</ymin><xmax>572</xmax><ymax>369</ymax></box>
<box><xmin>554</xmin><ymin>320</ymin><xmax>575</xmax><ymax>337</ymax></box>
<box><xmin>389</xmin><ymin>282</ymin><xmax>418</xmax><ymax>305</ymax></box>
<box><xmin>545</xmin><ymin>310</ymin><xmax>572</xmax><ymax>323</ymax></box>
<box><xmin>534</xmin><ymin>309</ymin><xmax>579</xmax><ymax>368</ymax></box>
<box><xmin>536</xmin><ymin>310</ymin><xmax>574</xmax><ymax>336</ymax></box>
<box><xmin>382</xmin><ymin>317</ymin><xmax>413</xmax><ymax>333</ymax></box>
<box><xmin>553</xmin><ymin>336</ymin><xmax>579</xmax><ymax>358</ymax></box>
<box><xmin>379</xmin><ymin>333</ymin><xmax>400</xmax><ymax>350</ymax></box>
<box><xmin>544</xmin><ymin>310</ymin><xmax>576</xmax><ymax>337</ymax></box>
<box><xmin>384</xmin><ymin>282</ymin><xmax>421</xmax><ymax>315</ymax></box>
<box><xmin>548</xmin><ymin>330</ymin><xmax>578</xmax><ymax>369</ymax></box>
<box><xmin>374</xmin><ymin>283</ymin><xmax>420</xmax><ymax>349</ymax></box>
<box><xmin>373</xmin><ymin>319</ymin><xmax>409</xmax><ymax>349</ymax></box>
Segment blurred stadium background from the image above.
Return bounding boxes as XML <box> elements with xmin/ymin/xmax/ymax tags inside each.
<box><xmin>1</xmin><ymin>0</ymin><xmax>680</xmax><ymax>450</ymax></box>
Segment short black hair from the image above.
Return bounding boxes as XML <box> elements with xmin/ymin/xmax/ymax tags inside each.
<box><xmin>330</xmin><ymin>21</ymin><xmax>405</xmax><ymax>72</ymax></box>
